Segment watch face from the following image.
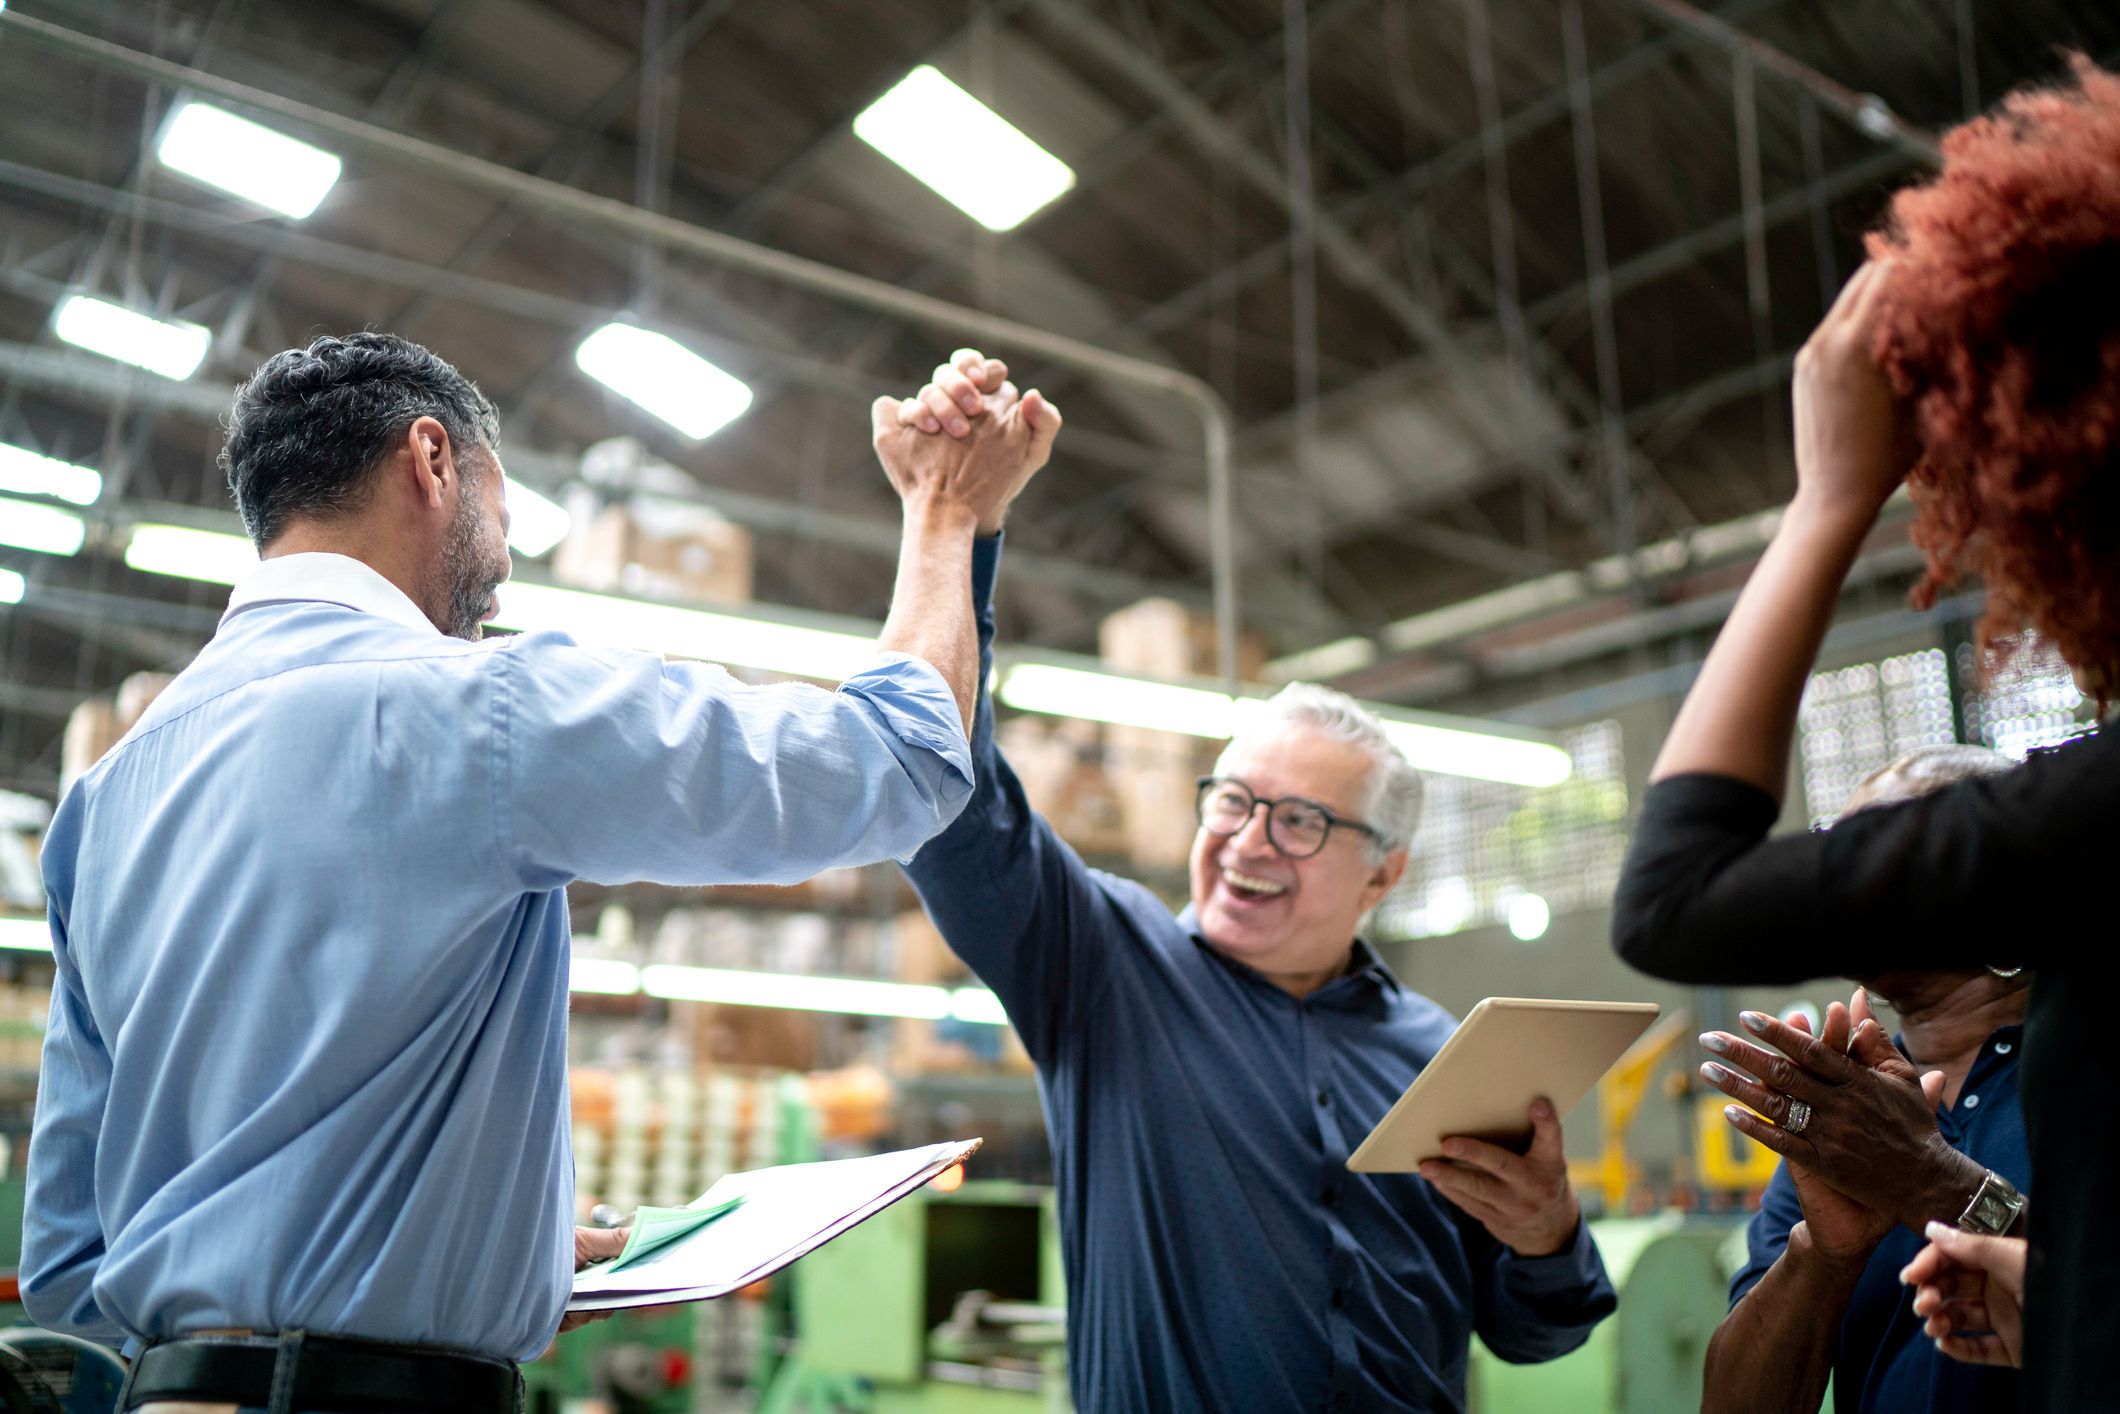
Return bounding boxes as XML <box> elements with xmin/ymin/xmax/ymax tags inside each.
<box><xmin>1959</xmin><ymin>1174</ymin><xmax>2026</xmax><ymax>1235</ymax></box>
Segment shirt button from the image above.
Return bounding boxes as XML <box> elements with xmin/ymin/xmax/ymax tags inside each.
<box><xmin>1995</xmin><ymin>1042</ymin><xmax>2013</xmax><ymax>1055</ymax></box>
<box><xmin>1316</xmin><ymin>1090</ymin><xmax>1331</xmax><ymax>1108</ymax></box>
<box><xmin>1963</xmin><ymin>1093</ymin><xmax>1980</xmax><ymax>1109</ymax></box>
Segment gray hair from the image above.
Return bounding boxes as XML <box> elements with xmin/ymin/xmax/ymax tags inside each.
<box><xmin>1841</xmin><ymin>743</ymin><xmax>2016</xmax><ymax>817</ymax></box>
<box><xmin>1212</xmin><ymin>682</ymin><xmax>1424</xmax><ymax>855</ymax></box>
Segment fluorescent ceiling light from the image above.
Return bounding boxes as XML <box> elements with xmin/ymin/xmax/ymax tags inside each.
<box><xmin>504</xmin><ymin>476</ymin><xmax>571</xmax><ymax>558</ymax></box>
<box><xmin>576</xmin><ymin>324</ymin><xmax>752</xmax><ymax>441</ymax></box>
<box><xmin>54</xmin><ymin>295</ymin><xmax>211</xmax><ymax>381</ymax></box>
<box><xmin>641</xmin><ymin>964</ymin><xmax>949</xmax><ymax>1020</ymax></box>
<box><xmin>1375</xmin><ymin>719</ymin><xmax>1572</xmax><ymax>789</ymax></box>
<box><xmin>999</xmin><ymin>665</ymin><xmax>1572</xmax><ymax>789</ymax></box>
<box><xmin>999</xmin><ymin>663</ymin><xmax>1235</xmax><ymax>738</ymax></box>
<box><xmin>570</xmin><ymin>956</ymin><xmax>642</xmax><ymax>996</ymax></box>
<box><xmin>124</xmin><ymin>523</ymin><xmax>258</xmax><ymax>584</ymax></box>
<box><xmin>0</xmin><ymin>444</ymin><xmax>101</xmax><ymax>506</ymax></box>
<box><xmin>156</xmin><ymin>101</ymin><xmax>342</xmax><ymax>219</ymax></box>
<box><xmin>853</xmin><ymin>65</ymin><xmax>1075</xmax><ymax>231</ymax></box>
<box><xmin>0</xmin><ymin>569</ymin><xmax>22</xmax><ymax>605</ymax></box>
<box><xmin>0</xmin><ymin>918</ymin><xmax>52</xmax><ymax>953</ymax></box>
<box><xmin>0</xmin><ymin>496</ymin><xmax>86</xmax><ymax>556</ymax></box>
<box><xmin>492</xmin><ymin>581</ymin><xmax>877</xmax><ymax>682</ymax></box>
<box><xmin>948</xmin><ymin>987</ymin><xmax>1008</xmax><ymax>1025</ymax></box>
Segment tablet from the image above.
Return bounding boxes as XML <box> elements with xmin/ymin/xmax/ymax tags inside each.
<box><xmin>1347</xmin><ymin>997</ymin><xmax>1660</xmax><ymax>1173</ymax></box>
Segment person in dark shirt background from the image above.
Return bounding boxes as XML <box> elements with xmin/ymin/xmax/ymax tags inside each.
<box><xmin>1701</xmin><ymin>746</ymin><xmax>2029</xmax><ymax>1414</ymax></box>
<box><xmin>1610</xmin><ymin>56</ymin><xmax>2120</xmax><ymax>1413</ymax></box>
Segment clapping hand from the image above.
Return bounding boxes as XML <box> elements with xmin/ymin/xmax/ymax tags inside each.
<box><xmin>1697</xmin><ymin>993</ymin><xmax>1974</xmax><ymax>1237</ymax></box>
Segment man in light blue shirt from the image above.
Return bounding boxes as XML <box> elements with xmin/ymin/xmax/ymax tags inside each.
<box><xmin>24</xmin><ymin>334</ymin><xmax>1060</xmax><ymax>1393</ymax></box>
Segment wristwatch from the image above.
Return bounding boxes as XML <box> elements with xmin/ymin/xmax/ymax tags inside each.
<box><xmin>1956</xmin><ymin>1169</ymin><xmax>2027</xmax><ymax>1236</ymax></box>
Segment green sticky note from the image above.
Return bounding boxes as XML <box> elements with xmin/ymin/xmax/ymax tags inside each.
<box><xmin>611</xmin><ymin>1194</ymin><xmax>745</xmax><ymax>1271</ymax></box>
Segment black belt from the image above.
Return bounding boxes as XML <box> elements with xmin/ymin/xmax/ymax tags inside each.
<box><xmin>120</xmin><ymin>1331</ymin><xmax>521</xmax><ymax>1414</ymax></box>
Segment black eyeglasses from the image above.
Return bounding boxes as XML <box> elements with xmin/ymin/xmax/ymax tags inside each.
<box><xmin>1194</xmin><ymin>776</ymin><xmax>1382</xmax><ymax>859</ymax></box>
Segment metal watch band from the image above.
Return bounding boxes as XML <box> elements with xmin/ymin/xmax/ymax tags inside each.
<box><xmin>1957</xmin><ymin>1169</ymin><xmax>2027</xmax><ymax>1236</ymax></box>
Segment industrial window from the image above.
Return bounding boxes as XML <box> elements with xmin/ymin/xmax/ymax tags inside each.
<box><xmin>1372</xmin><ymin>720</ymin><xmax>1628</xmax><ymax>942</ymax></box>
<box><xmin>1795</xmin><ymin>649</ymin><xmax>1956</xmax><ymax>827</ymax></box>
<box><xmin>1958</xmin><ymin>637</ymin><xmax>2096</xmax><ymax>758</ymax></box>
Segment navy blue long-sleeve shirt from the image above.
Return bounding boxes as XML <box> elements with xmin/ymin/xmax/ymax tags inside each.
<box><xmin>903</xmin><ymin>537</ymin><xmax>1615</xmax><ymax>1413</ymax></box>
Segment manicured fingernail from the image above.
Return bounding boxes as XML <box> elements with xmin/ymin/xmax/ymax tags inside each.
<box><xmin>1723</xmin><ymin>1105</ymin><xmax>1744</xmax><ymax>1122</ymax></box>
<box><xmin>1701</xmin><ymin>1062</ymin><xmax>1728</xmax><ymax>1083</ymax></box>
<box><xmin>1925</xmin><ymin>1221</ymin><xmax>1950</xmax><ymax>1240</ymax></box>
<box><xmin>1899</xmin><ymin>1266</ymin><xmax>1915</xmax><ymax>1284</ymax></box>
<box><xmin>1740</xmin><ymin>1011</ymin><xmax>1770</xmax><ymax>1034</ymax></box>
<box><xmin>1699</xmin><ymin>1032</ymin><xmax>1730</xmax><ymax>1054</ymax></box>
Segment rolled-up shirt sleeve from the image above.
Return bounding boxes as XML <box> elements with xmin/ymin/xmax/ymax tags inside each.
<box><xmin>496</xmin><ymin>633</ymin><xmax>974</xmax><ymax>890</ymax></box>
<box><xmin>1611</xmin><ymin>725</ymin><xmax>2117</xmax><ymax>985</ymax></box>
<box><xmin>20</xmin><ymin>908</ymin><xmax>127</xmax><ymax>1344</ymax></box>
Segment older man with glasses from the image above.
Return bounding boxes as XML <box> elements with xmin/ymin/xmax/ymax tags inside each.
<box><xmin>895</xmin><ymin>353</ymin><xmax>1612</xmax><ymax>1414</ymax></box>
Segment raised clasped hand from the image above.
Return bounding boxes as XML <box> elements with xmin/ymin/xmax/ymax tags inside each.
<box><xmin>870</xmin><ymin>347</ymin><xmax>1061</xmax><ymax>535</ymax></box>
<box><xmin>1420</xmin><ymin>1098</ymin><xmax>1581</xmax><ymax>1258</ymax></box>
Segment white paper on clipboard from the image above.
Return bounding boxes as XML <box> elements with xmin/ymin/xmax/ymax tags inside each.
<box><xmin>567</xmin><ymin>1138</ymin><xmax>981</xmax><ymax>1312</ymax></box>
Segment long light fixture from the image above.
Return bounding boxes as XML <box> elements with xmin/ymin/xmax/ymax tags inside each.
<box><xmin>853</xmin><ymin>66</ymin><xmax>1076</xmax><ymax>231</ymax></box>
<box><xmin>491</xmin><ymin>581</ymin><xmax>878</xmax><ymax>682</ymax></box>
<box><xmin>0</xmin><ymin>444</ymin><xmax>102</xmax><ymax>506</ymax></box>
<box><xmin>54</xmin><ymin>295</ymin><xmax>211</xmax><ymax>381</ymax></box>
<box><xmin>113</xmin><ymin>528</ymin><xmax>1569</xmax><ymax>785</ymax></box>
<box><xmin>997</xmin><ymin>664</ymin><xmax>1573</xmax><ymax>788</ymax></box>
<box><xmin>0</xmin><ymin>496</ymin><xmax>87</xmax><ymax>556</ymax></box>
<box><xmin>504</xmin><ymin>476</ymin><xmax>571</xmax><ymax>557</ymax></box>
<box><xmin>637</xmin><ymin>963</ymin><xmax>1005</xmax><ymax>1026</ymax></box>
<box><xmin>156</xmin><ymin>101</ymin><xmax>342</xmax><ymax>219</ymax></box>
<box><xmin>0</xmin><ymin>569</ymin><xmax>23</xmax><ymax>605</ymax></box>
<box><xmin>124</xmin><ymin>523</ymin><xmax>258</xmax><ymax>583</ymax></box>
<box><xmin>570</xmin><ymin>956</ymin><xmax>642</xmax><ymax>996</ymax></box>
<box><xmin>575</xmin><ymin>324</ymin><xmax>753</xmax><ymax>441</ymax></box>
<box><xmin>0</xmin><ymin>918</ymin><xmax>51</xmax><ymax>953</ymax></box>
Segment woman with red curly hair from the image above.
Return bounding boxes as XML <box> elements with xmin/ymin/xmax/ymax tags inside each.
<box><xmin>1611</xmin><ymin>57</ymin><xmax>2119</xmax><ymax>1412</ymax></box>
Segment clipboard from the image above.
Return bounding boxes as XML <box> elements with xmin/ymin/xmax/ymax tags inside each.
<box><xmin>568</xmin><ymin>1138</ymin><xmax>981</xmax><ymax>1312</ymax></box>
<box><xmin>1347</xmin><ymin>998</ymin><xmax>1659</xmax><ymax>1173</ymax></box>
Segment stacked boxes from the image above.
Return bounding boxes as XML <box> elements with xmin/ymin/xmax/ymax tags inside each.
<box><xmin>553</xmin><ymin>497</ymin><xmax>753</xmax><ymax>606</ymax></box>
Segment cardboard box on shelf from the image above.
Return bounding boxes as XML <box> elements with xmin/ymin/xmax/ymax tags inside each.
<box><xmin>60</xmin><ymin>700</ymin><xmax>121</xmax><ymax>791</ymax></box>
<box><xmin>993</xmin><ymin>716</ymin><xmax>1128</xmax><ymax>858</ymax></box>
<box><xmin>1097</xmin><ymin>596</ymin><xmax>1269</xmax><ymax>682</ymax></box>
<box><xmin>553</xmin><ymin>498</ymin><xmax>754</xmax><ymax>605</ymax></box>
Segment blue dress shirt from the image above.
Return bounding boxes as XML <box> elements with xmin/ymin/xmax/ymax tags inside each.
<box><xmin>26</xmin><ymin>552</ymin><xmax>972</xmax><ymax>1359</ymax></box>
<box><xmin>1728</xmin><ymin>1026</ymin><xmax>2027</xmax><ymax>1414</ymax></box>
<box><xmin>903</xmin><ymin>538</ymin><xmax>1615</xmax><ymax>1413</ymax></box>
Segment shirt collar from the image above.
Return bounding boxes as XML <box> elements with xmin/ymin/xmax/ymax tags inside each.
<box><xmin>219</xmin><ymin>552</ymin><xmax>439</xmax><ymax>637</ymax></box>
<box><xmin>1175</xmin><ymin>903</ymin><xmax>1403</xmax><ymax>1002</ymax></box>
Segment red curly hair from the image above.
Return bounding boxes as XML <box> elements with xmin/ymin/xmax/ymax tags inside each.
<box><xmin>1868</xmin><ymin>54</ymin><xmax>2120</xmax><ymax>689</ymax></box>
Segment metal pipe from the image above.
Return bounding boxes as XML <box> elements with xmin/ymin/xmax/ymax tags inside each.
<box><xmin>0</xmin><ymin>12</ymin><xmax>1248</xmax><ymax>685</ymax></box>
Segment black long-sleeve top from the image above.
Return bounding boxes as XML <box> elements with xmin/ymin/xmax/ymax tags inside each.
<box><xmin>1611</xmin><ymin>727</ymin><xmax>2118</xmax><ymax>1414</ymax></box>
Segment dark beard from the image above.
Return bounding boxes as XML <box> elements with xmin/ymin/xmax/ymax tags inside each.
<box><xmin>438</xmin><ymin>487</ymin><xmax>504</xmax><ymax>642</ymax></box>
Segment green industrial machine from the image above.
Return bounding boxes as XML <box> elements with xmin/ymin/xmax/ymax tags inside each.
<box><xmin>1469</xmin><ymin>1213</ymin><xmax>1748</xmax><ymax>1414</ymax></box>
<box><xmin>762</xmin><ymin>1179</ymin><xmax>1066</xmax><ymax>1413</ymax></box>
